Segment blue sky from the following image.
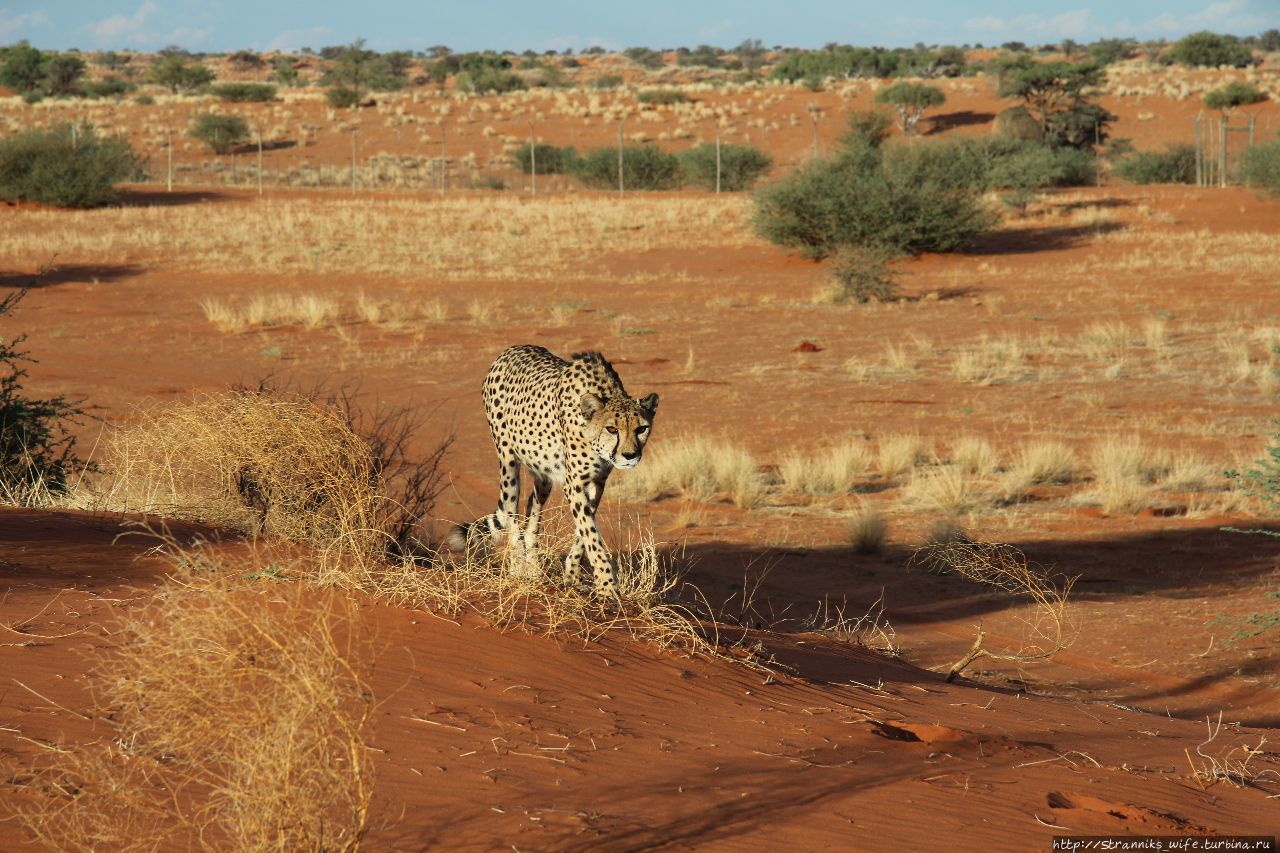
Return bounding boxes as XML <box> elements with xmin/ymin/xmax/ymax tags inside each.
<box><xmin>5</xmin><ymin>1</ymin><xmax>1277</xmax><ymax>53</ymax></box>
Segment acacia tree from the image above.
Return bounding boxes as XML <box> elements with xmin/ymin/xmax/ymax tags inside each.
<box><xmin>874</xmin><ymin>82</ymin><xmax>945</xmax><ymax>136</ymax></box>
<box><xmin>149</xmin><ymin>54</ymin><xmax>214</xmax><ymax>93</ymax></box>
<box><xmin>997</xmin><ymin>60</ymin><xmax>1114</xmax><ymax>148</ymax></box>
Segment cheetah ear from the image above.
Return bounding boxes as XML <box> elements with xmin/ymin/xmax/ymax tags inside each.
<box><xmin>580</xmin><ymin>393</ymin><xmax>604</xmax><ymax>421</ymax></box>
<box><xmin>639</xmin><ymin>393</ymin><xmax>659</xmax><ymax>417</ymax></box>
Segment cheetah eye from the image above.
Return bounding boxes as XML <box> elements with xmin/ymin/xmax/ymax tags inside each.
<box><xmin>605</xmin><ymin>425</ymin><xmax>618</xmax><ymax>435</ymax></box>
<box><xmin>636</xmin><ymin>426</ymin><xmax>649</xmax><ymax>437</ymax></box>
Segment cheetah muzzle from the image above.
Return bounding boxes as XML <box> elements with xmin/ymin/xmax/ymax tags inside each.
<box><xmin>448</xmin><ymin>345</ymin><xmax>658</xmax><ymax>598</ymax></box>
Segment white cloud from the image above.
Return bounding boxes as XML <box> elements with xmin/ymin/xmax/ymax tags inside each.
<box><xmin>1142</xmin><ymin>0</ymin><xmax>1272</xmax><ymax>37</ymax></box>
<box><xmin>91</xmin><ymin>0</ymin><xmax>159</xmax><ymax>45</ymax></box>
<box><xmin>697</xmin><ymin>18</ymin><xmax>736</xmax><ymax>42</ymax></box>
<box><xmin>963</xmin><ymin>8</ymin><xmax>1095</xmax><ymax>41</ymax></box>
<box><xmin>263</xmin><ymin>25</ymin><xmax>331</xmax><ymax>52</ymax></box>
<box><xmin>0</xmin><ymin>8</ymin><xmax>48</xmax><ymax>40</ymax></box>
<box><xmin>87</xmin><ymin>2</ymin><xmax>211</xmax><ymax>50</ymax></box>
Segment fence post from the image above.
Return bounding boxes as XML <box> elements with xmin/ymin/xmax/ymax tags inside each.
<box><xmin>166</xmin><ymin>128</ymin><xmax>173</xmax><ymax>193</ymax></box>
<box><xmin>257</xmin><ymin>131</ymin><xmax>263</xmax><ymax>196</ymax></box>
<box><xmin>1219</xmin><ymin>113</ymin><xmax>1228</xmax><ymax>188</ymax></box>
<box><xmin>351</xmin><ymin>128</ymin><xmax>357</xmax><ymax>194</ymax></box>
<box><xmin>1194</xmin><ymin>113</ymin><xmax>1203</xmax><ymax>187</ymax></box>
<box><xmin>530</xmin><ymin>121</ymin><xmax>536</xmax><ymax>197</ymax></box>
<box><xmin>617</xmin><ymin>121</ymin><xmax>624</xmax><ymax>198</ymax></box>
<box><xmin>715</xmin><ymin>127</ymin><xmax>722</xmax><ymax>194</ymax></box>
<box><xmin>439</xmin><ymin>121</ymin><xmax>446</xmax><ymax>197</ymax></box>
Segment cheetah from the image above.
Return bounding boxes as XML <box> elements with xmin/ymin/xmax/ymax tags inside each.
<box><xmin>448</xmin><ymin>345</ymin><xmax>658</xmax><ymax>597</ymax></box>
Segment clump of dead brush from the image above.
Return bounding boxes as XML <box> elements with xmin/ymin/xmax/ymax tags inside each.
<box><xmin>14</xmin><ymin>570</ymin><xmax>374</xmax><ymax>851</ymax></box>
<box><xmin>1184</xmin><ymin>711</ymin><xmax>1279</xmax><ymax>793</ymax></box>
<box><xmin>96</xmin><ymin>383</ymin><xmax>449</xmax><ymax>582</ymax></box>
<box><xmin>913</xmin><ymin>538</ymin><xmax>1075</xmax><ymax>682</ymax></box>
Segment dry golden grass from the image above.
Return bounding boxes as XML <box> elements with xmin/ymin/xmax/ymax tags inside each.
<box><xmin>949</xmin><ymin>436</ymin><xmax>1000</xmax><ymax>476</ymax></box>
<box><xmin>16</xmin><ymin>569</ymin><xmax>373</xmax><ymax>851</ymax></box>
<box><xmin>619</xmin><ymin>436</ymin><xmax>766</xmax><ymax>509</ymax></box>
<box><xmin>952</xmin><ymin>336</ymin><xmax>1027</xmax><ymax>385</ymax></box>
<box><xmin>846</xmin><ymin>501</ymin><xmax>887</xmax><ymax>554</ymax></box>
<box><xmin>93</xmin><ymin>390</ymin><xmax>421</xmax><ymax>581</ymax></box>
<box><xmin>1008</xmin><ymin>440</ymin><xmax>1077</xmax><ymax>486</ymax></box>
<box><xmin>900</xmin><ymin>465</ymin><xmax>981</xmax><ymax>518</ymax></box>
<box><xmin>200</xmin><ymin>292</ymin><xmax>341</xmax><ymax>333</ymax></box>
<box><xmin>875</xmin><ymin>434</ymin><xmax>930</xmax><ymax>481</ymax></box>
<box><xmin>0</xmin><ymin>195</ymin><xmax>752</xmax><ymax>282</ymax></box>
<box><xmin>778</xmin><ymin>440</ymin><xmax>871</xmax><ymax>496</ymax></box>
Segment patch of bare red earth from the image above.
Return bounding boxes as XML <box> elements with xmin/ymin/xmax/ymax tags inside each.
<box><xmin>1</xmin><ymin>509</ymin><xmax>1276</xmax><ymax>850</ymax></box>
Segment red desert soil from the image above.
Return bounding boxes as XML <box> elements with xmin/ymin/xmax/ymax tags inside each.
<box><xmin>2</xmin><ymin>69</ymin><xmax>1280</xmax><ymax>847</ymax></box>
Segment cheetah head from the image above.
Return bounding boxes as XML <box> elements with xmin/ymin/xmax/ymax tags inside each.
<box><xmin>580</xmin><ymin>392</ymin><xmax>658</xmax><ymax>470</ymax></box>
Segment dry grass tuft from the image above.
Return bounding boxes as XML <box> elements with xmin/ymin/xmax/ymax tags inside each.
<box><xmin>200</xmin><ymin>293</ymin><xmax>341</xmax><ymax>333</ymax></box>
<box><xmin>619</xmin><ymin>437</ymin><xmax>766</xmax><ymax>509</ymax></box>
<box><xmin>949</xmin><ymin>436</ymin><xmax>1000</xmax><ymax>475</ymax></box>
<box><xmin>16</xmin><ymin>570</ymin><xmax>373</xmax><ymax>850</ymax></box>
<box><xmin>779</xmin><ymin>440</ymin><xmax>871</xmax><ymax>496</ymax></box>
<box><xmin>915</xmin><ymin>538</ymin><xmax>1075</xmax><ymax>682</ymax></box>
<box><xmin>1184</xmin><ymin>711</ymin><xmax>1278</xmax><ymax>792</ymax></box>
<box><xmin>846</xmin><ymin>501</ymin><xmax>887</xmax><ymax>554</ymax></box>
<box><xmin>876</xmin><ymin>434</ymin><xmax>930</xmax><ymax>481</ymax></box>
<box><xmin>1085</xmin><ymin>436</ymin><xmax>1156</xmax><ymax>515</ymax></box>
<box><xmin>94</xmin><ymin>388</ymin><xmax>447</xmax><ymax>579</ymax></box>
<box><xmin>901</xmin><ymin>465</ymin><xmax>981</xmax><ymax>518</ymax></box>
<box><xmin>1004</xmin><ymin>440</ymin><xmax>1077</xmax><ymax>493</ymax></box>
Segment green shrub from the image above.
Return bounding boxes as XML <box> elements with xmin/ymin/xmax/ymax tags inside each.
<box><xmin>149</xmin><ymin>54</ymin><xmax>215</xmax><ymax>93</ymax></box>
<box><xmin>1165</xmin><ymin>31</ymin><xmax>1254</xmax><ymax>68</ymax></box>
<box><xmin>212</xmin><ymin>82</ymin><xmax>277</xmax><ymax>102</ymax></box>
<box><xmin>1203</xmin><ymin>81</ymin><xmax>1266</xmax><ymax>112</ymax></box>
<box><xmin>828</xmin><ymin>246</ymin><xmax>901</xmax><ymax>303</ymax></box>
<box><xmin>678</xmin><ymin>143</ymin><xmax>772</xmax><ymax>191</ymax></box>
<box><xmin>874</xmin><ymin>81</ymin><xmax>945</xmax><ymax>135</ymax></box>
<box><xmin>840</xmin><ymin>110</ymin><xmax>894</xmax><ymax>149</ymax></box>
<box><xmin>0</xmin><ymin>123</ymin><xmax>140</xmax><ymax>208</ymax></box>
<box><xmin>190</xmin><ymin>113</ymin><xmax>250</xmax><ymax>154</ymax></box>
<box><xmin>325</xmin><ymin>86</ymin><xmax>361</xmax><ymax>108</ymax></box>
<box><xmin>752</xmin><ymin>141</ymin><xmax>995</xmax><ymax>259</ymax></box>
<box><xmin>572</xmin><ymin>144</ymin><xmax>682</xmax><ymax>190</ymax></box>
<box><xmin>1225</xmin><ymin>428</ymin><xmax>1280</xmax><ymax>522</ymax></box>
<box><xmin>1240</xmin><ymin>140</ymin><xmax>1280</xmax><ymax>195</ymax></box>
<box><xmin>875</xmin><ymin>137</ymin><xmax>1093</xmax><ymax>193</ymax></box>
<box><xmin>1113</xmin><ymin>145</ymin><xmax>1196</xmax><ymax>184</ymax></box>
<box><xmin>513</xmin><ymin>143</ymin><xmax>578</xmax><ymax>175</ymax></box>
<box><xmin>593</xmin><ymin>74</ymin><xmax>623</xmax><ymax>90</ymax></box>
<box><xmin>982</xmin><ymin>142</ymin><xmax>1093</xmax><ymax>189</ymax></box>
<box><xmin>458</xmin><ymin>67</ymin><xmax>524</xmax><ymax>93</ymax></box>
<box><xmin>81</xmin><ymin>76</ymin><xmax>132</xmax><ymax>99</ymax></box>
<box><xmin>0</xmin><ymin>288</ymin><xmax>86</xmax><ymax>498</ymax></box>
<box><xmin>134</xmin><ymin>94</ymin><xmax>156</xmax><ymax>105</ymax></box>
<box><xmin>637</xmin><ymin>89</ymin><xmax>688</xmax><ymax>105</ymax></box>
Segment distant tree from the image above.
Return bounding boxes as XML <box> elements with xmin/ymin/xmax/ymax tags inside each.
<box><xmin>678</xmin><ymin>44</ymin><xmax>723</xmax><ymax>67</ymax></box>
<box><xmin>1060</xmin><ymin>39</ymin><xmax>1079</xmax><ymax>60</ymax></box>
<box><xmin>426</xmin><ymin>45</ymin><xmax>451</xmax><ymax>59</ymax></box>
<box><xmin>428</xmin><ymin>58</ymin><xmax>450</xmax><ymax>93</ymax></box>
<box><xmin>149</xmin><ymin>54</ymin><xmax>215</xmax><ymax>93</ymax></box>
<box><xmin>158</xmin><ymin>44</ymin><xmax>190</xmax><ymax>57</ymax></box>
<box><xmin>97</xmin><ymin>50</ymin><xmax>130</xmax><ymax>71</ymax></box>
<box><xmin>1001</xmin><ymin>41</ymin><xmax>1028</xmax><ymax>52</ymax></box>
<box><xmin>874</xmin><ymin>82</ymin><xmax>945</xmax><ymax>136</ymax></box>
<box><xmin>998</xmin><ymin>61</ymin><xmax>1114</xmax><ymax>148</ymax></box>
<box><xmin>1165</xmin><ymin>31</ymin><xmax>1254</xmax><ymax>67</ymax></box>
<box><xmin>0</xmin><ymin>42</ymin><xmax>46</xmax><ymax>93</ymax></box>
<box><xmin>228</xmin><ymin>49</ymin><xmax>263</xmax><ymax>70</ymax></box>
<box><xmin>1203</xmin><ymin>80</ymin><xmax>1266</xmax><ymax>114</ymax></box>
<box><xmin>43</xmin><ymin>54</ymin><xmax>86</xmax><ymax>95</ymax></box>
<box><xmin>190</xmin><ymin>112</ymin><xmax>249</xmax><ymax>154</ymax></box>
<box><xmin>1087</xmin><ymin>38</ymin><xmax>1136</xmax><ymax>65</ymax></box>
<box><xmin>1259</xmin><ymin>29</ymin><xmax>1280</xmax><ymax>52</ymax></box>
<box><xmin>624</xmin><ymin>46</ymin><xmax>664</xmax><ymax>69</ymax></box>
<box><xmin>735</xmin><ymin>38</ymin><xmax>767</xmax><ymax>72</ymax></box>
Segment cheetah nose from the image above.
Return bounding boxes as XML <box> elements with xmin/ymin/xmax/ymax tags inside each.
<box><xmin>620</xmin><ymin>450</ymin><xmax>638</xmax><ymax>461</ymax></box>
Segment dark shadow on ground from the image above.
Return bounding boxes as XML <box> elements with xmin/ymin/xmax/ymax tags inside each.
<box><xmin>925</xmin><ymin>110</ymin><xmax>995</xmax><ymax>134</ymax></box>
<box><xmin>968</xmin><ymin>222</ymin><xmax>1125</xmax><ymax>255</ymax></box>
<box><xmin>0</xmin><ymin>262</ymin><xmax>144</xmax><ymax>288</ymax></box>
<box><xmin>116</xmin><ymin>188</ymin><xmax>225</xmax><ymax>207</ymax></box>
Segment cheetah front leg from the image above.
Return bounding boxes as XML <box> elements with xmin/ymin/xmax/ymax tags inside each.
<box><xmin>520</xmin><ymin>472</ymin><xmax>553</xmax><ymax>562</ymax></box>
<box><xmin>563</xmin><ymin>473</ymin><xmax>618</xmax><ymax>598</ymax></box>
